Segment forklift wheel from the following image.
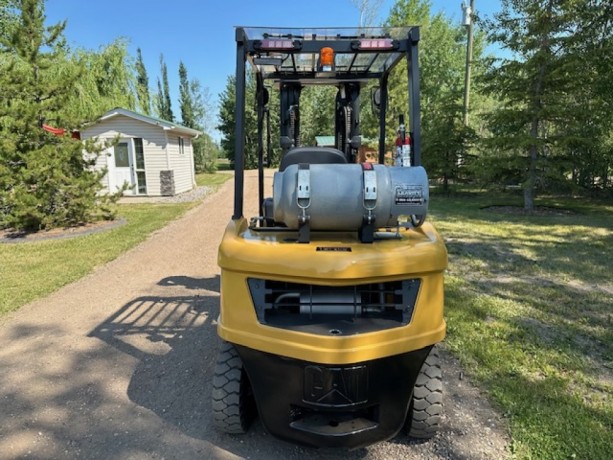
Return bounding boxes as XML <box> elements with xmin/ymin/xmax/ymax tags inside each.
<box><xmin>212</xmin><ymin>341</ymin><xmax>256</xmax><ymax>434</ymax></box>
<box><xmin>407</xmin><ymin>347</ymin><xmax>443</xmax><ymax>439</ymax></box>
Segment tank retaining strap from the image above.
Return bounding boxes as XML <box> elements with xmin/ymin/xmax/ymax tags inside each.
<box><xmin>360</xmin><ymin>163</ymin><xmax>376</xmax><ymax>243</ymax></box>
<box><xmin>297</xmin><ymin>163</ymin><xmax>311</xmax><ymax>243</ymax></box>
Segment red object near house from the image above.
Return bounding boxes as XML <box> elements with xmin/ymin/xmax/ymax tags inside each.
<box><xmin>42</xmin><ymin>124</ymin><xmax>81</xmax><ymax>139</ymax></box>
<box><xmin>43</xmin><ymin>124</ymin><xmax>65</xmax><ymax>136</ymax></box>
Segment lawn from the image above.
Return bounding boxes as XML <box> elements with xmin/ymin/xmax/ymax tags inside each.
<box><xmin>429</xmin><ymin>190</ymin><xmax>613</xmax><ymax>459</ymax></box>
<box><xmin>0</xmin><ymin>173</ymin><xmax>232</xmax><ymax>317</ymax></box>
<box><xmin>0</xmin><ymin>203</ymin><xmax>193</xmax><ymax>316</ymax></box>
<box><xmin>195</xmin><ymin>171</ymin><xmax>233</xmax><ymax>187</ymax></box>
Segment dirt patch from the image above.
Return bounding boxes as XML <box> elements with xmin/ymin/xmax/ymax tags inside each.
<box><xmin>482</xmin><ymin>205</ymin><xmax>575</xmax><ymax>216</ymax></box>
<box><xmin>0</xmin><ymin>218</ymin><xmax>126</xmax><ymax>244</ymax></box>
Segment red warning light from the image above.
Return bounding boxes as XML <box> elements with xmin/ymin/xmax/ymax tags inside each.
<box><xmin>260</xmin><ymin>39</ymin><xmax>295</xmax><ymax>50</ymax></box>
<box><xmin>359</xmin><ymin>38</ymin><xmax>394</xmax><ymax>50</ymax></box>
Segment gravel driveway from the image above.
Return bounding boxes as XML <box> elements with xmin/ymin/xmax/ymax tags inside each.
<box><xmin>0</xmin><ymin>171</ymin><xmax>509</xmax><ymax>459</ymax></box>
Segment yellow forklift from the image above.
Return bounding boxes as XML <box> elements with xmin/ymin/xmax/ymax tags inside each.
<box><xmin>213</xmin><ymin>26</ymin><xmax>447</xmax><ymax>449</ymax></box>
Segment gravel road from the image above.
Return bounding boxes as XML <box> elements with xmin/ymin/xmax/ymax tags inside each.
<box><xmin>0</xmin><ymin>171</ymin><xmax>510</xmax><ymax>459</ymax></box>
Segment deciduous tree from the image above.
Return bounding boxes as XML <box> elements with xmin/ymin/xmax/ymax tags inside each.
<box><xmin>135</xmin><ymin>47</ymin><xmax>151</xmax><ymax>115</ymax></box>
<box><xmin>155</xmin><ymin>54</ymin><xmax>173</xmax><ymax>121</ymax></box>
<box><xmin>65</xmin><ymin>38</ymin><xmax>136</xmax><ymax>122</ymax></box>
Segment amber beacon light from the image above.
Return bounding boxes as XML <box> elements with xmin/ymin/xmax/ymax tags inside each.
<box><xmin>320</xmin><ymin>47</ymin><xmax>335</xmax><ymax>71</ymax></box>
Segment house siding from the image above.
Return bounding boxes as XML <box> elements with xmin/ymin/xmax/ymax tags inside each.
<box><xmin>166</xmin><ymin>133</ymin><xmax>195</xmax><ymax>194</ymax></box>
<box><xmin>81</xmin><ymin>114</ymin><xmax>195</xmax><ymax>196</ymax></box>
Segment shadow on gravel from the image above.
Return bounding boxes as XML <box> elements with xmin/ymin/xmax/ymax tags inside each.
<box><xmin>87</xmin><ymin>275</ymin><xmax>378</xmax><ymax>459</ymax></box>
<box><xmin>89</xmin><ymin>276</ymin><xmax>220</xmax><ymax>433</ymax></box>
<box><xmin>157</xmin><ymin>275</ymin><xmax>218</xmax><ymax>291</ymax></box>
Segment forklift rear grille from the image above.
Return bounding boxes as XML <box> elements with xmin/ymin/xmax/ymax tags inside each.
<box><xmin>247</xmin><ymin>278</ymin><xmax>420</xmax><ymax>335</ymax></box>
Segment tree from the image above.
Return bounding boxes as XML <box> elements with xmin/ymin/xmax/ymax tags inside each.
<box><xmin>64</xmin><ymin>39</ymin><xmax>136</xmax><ymax>122</ymax></box>
<box><xmin>178</xmin><ymin>61</ymin><xmax>217</xmax><ymax>172</ymax></box>
<box><xmin>135</xmin><ymin>47</ymin><xmax>151</xmax><ymax>115</ymax></box>
<box><xmin>385</xmin><ymin>0</ymin><xmax>480</xmax><ymax>190</ymax></box>
<box><xmin>155</xmin><ymin>54</ymin><xmax>173</xmax><ymax>121</ymax></box>
<box><xmin>178</xmin><ymin>61</ymin><xmax>194</xmax><ymax>128</ymax></box>
<box><xmin>480</xmin><ymin>0</ymin><xmax>613</xmax><ymax>206</ymax></box>
<box><xmin>351</xmin><ymin>0</ymin><xmax>384</xmax><ymax>27</ymax></box>
<box><xmin>0</xmin><ymin>0</ymin><xmax>18</xmax><ymax>47</ymax></box>
<box><xmin>563</xmin><ymin>1</ymin><xmax>613</xmax><ymax>194</ymax></box>
<box><xmin>0</xmin><ymin>0</ymin><xmax>115</xmax><ymax>231</ymax></box>
<box><xmin>218</xmin><ymin>73</ymin><xmax>259</xmax><ymax>168</ymax></box>
<box><xmin>299</xmin><ymin>86</ymin><xmax>337</xmax><ymax>146</ymax></box>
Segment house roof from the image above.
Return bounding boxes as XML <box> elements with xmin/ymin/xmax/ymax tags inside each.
<box><xmin>94</xmin><ymin>107</ymin><xmax>202</xmax><ymax>137</ymax></box>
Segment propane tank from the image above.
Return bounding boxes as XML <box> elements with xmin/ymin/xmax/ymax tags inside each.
<box><xmin>273</xmin><ymin>163</ymin><xmax>428</xmax><ymax>231</ymax></box>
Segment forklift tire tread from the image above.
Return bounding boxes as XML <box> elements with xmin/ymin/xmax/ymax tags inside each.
<box><xmin>212</xmin><ymin>341</ymin><xmax>255</xmax><ymax>434</ymax></box>
<box><xmin>408</xmin><ymin>347</ymin><xmax>443</xmax><ymax>439</ymax></box>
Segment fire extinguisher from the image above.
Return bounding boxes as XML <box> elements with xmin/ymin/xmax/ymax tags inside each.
<box><xmin>395</xmin><ymin>115</ymin><xmax>412</xmax><ymax>167</ymax></box>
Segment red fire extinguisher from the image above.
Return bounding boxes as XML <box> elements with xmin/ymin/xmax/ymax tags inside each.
<box><xmin>395</xmin><ymin>115</ymin><xmax>412</xmax><ymax>167</ymax></box>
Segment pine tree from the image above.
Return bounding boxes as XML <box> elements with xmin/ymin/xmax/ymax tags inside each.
<box><xmin>135</xmin><ymin>47</ymin><xmax>151</xmax><ymax>115</ymax></box>
<box><xmin>479</xmin><ymin>0</ymin><xmax>613</xmax><ymax>206</ymax></box>
<box><xmin>0</xmin><ymin>0</ymin><xmax>115</xmax><ymax>231</ymax></box>
<box><xmin>0</xmin><ymin>0</ymin><xmax>18</xmax><ymax>47</ymax></box>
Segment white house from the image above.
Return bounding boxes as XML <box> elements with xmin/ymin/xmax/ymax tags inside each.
<box><xmin>81</xmin><ymin>108</ymin><xmax>202</xmax><ymax>196</ymax></box>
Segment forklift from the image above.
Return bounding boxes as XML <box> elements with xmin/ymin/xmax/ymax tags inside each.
<box><xmin>213</xmin><ymin>26</ymin><xmax>447</xmax><ymax>449</ymax></box>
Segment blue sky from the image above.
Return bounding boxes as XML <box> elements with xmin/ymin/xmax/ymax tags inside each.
<box><xmin>45</xmin><ymin>0</ymin><xmax>501</xmax><ymax>135</ymax></box>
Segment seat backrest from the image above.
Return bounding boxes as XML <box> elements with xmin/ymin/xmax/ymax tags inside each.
<box><xmin>279</xmin><ymin>146</ymin><xmax>347</xmax><ymax>172</ymax></box>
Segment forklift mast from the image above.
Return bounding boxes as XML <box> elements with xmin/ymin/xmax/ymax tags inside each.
<box><xmin>234</xmin><ymin>26</ymin><xmax>423</xmax><ymax>220</ymax></box>
<box><xmin>335</xmin><ymin>83</ymin><xmax>360</xmax><ymax>162</ymax></box>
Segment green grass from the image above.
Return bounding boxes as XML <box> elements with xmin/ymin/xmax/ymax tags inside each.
<box><xmin>0</xmin><ymin>173</ymin><xmax>231</xmax><ymax>316</ymax></box>
<box><xmin>429</xmin><ymin>190</ymin><xmax>613</xmax><ymax>459</ymax></box>
<box><xmin>215</xmin><ymin>158</ymin><xmax>233</xmax><ymax>171</ymax></box>
<box><xmin>0</xmin><ymin>203</ymin><xmax>194</xmax><ymax>316</ymax></box>
<box><xmin>195</xmin><ymin>171</ymin><xmax>233</xmax><ymax>187</ymax></box>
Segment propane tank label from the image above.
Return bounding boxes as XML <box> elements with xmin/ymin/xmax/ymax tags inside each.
<box><xmin>395</xmin><ymin>185</ymin><xmax>424</xmax><ymax>205</ymax></box>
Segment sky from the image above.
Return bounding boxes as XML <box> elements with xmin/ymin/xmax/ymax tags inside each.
<box><xmin>44</xmin><ymin>0</ymin><xmax>502</xmax><ymax>137</ymax></box>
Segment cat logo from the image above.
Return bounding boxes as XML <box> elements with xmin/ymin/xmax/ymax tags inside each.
<box><xmin>303</xmin><ymin>365</ymin><xmax>368</xmax><ymax>407</ymax></box>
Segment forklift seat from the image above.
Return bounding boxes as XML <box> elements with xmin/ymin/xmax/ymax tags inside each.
<box><xmin>279</xmin><ymin>146</ymin><xmax>347</xmax><ymax>172</ymax></box>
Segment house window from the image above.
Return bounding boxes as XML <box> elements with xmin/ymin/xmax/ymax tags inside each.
<box><xmin>178</xmin><ymin>137</ymin><xmax>185</xmax><ymax>154</ymax></box>
<box><xmin>134</xmin><ymin>138</ymin><xmax>145</xmax><ymax>169</ymax></box>
<box><xmin>114</xmin><ymin>143</ymin><xmax>130</xmax><ymax>167</ymax></box>
<box><xmin>133</xmin><ymin>138</ymin><xmax>147</xmax><ymax>194</ymax></box>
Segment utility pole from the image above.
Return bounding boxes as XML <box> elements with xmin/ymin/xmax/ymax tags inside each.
<box><xmin>462</xmin><ymin>0</ymin><xmax>475</xmax><ymax>127</ymax></box>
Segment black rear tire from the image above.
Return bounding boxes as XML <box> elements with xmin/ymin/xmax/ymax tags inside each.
<box><xmin>212</xmin><ymin>341</ymin><xmax>256</xmax><ymax>434</ymax></box>
<box><xmin>407</xmin><ymin>346</ymin><xmax>443</xmax><ymax>439</ymax></box>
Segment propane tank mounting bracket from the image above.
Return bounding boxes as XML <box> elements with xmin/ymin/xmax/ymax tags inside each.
<box><xmin>360</xmin><ymin>163</ymin><xmax>377</xmax><ymax>243</ymax></box>
<box><xmin>297</xmin><ymin>163</ymin><xmax>311</xmax><ymax>243</ymax></box>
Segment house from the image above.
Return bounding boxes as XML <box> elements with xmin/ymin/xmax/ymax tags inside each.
<box><xmin>81</xmin><ymin>108</ymin><xmax>201</xmax><ymax>196</ymax></box>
